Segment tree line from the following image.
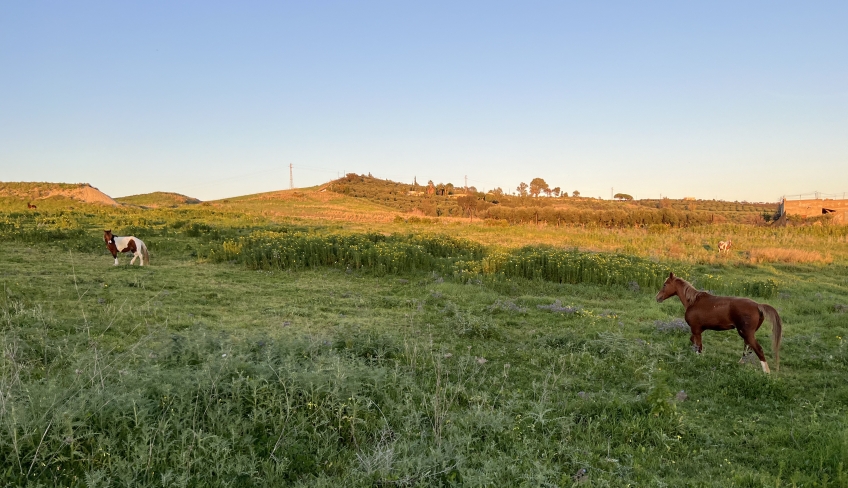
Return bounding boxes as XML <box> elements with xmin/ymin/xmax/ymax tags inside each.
<box><xmin>328</xmin><ymin>174</ymin><xmax>776</xmax><ymax>226</ymax></box>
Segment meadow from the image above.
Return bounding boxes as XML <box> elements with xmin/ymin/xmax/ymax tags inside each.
<box><xmin>1</xmin><ymin>188</ymin><xmax>847</xmax><ymax>487</ymax></box>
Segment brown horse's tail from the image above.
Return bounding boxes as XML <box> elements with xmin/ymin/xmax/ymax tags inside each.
<box><xmin>141</xmin><ymin>242</ymin><xmax>150</xmax><ymax>266</ymax></box>
<box><xmin>759</xmin><ymin>304</ymin><xmax>783</xmax><ymax>371</ymax></box>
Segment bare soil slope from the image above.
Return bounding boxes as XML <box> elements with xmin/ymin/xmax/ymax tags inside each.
<box><xmin>0</xmin><ymin>182</ymin><xmax>119</xmax><ymax>206</ymax></box>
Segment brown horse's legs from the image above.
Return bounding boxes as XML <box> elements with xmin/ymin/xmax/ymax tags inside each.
<box><xmin>739</xmin><ymin>344</ymin><xmax>751</xmax><ymax>364</ymax></box>
<box><xmin>690</xmin><ymin>330</ymin><xmax>703</xmax><ymax>353</ymax></box>
<box><xmin>739</xmin><ymin>329</ymin><xmax>770</xmax><ymax>373</ymax></box>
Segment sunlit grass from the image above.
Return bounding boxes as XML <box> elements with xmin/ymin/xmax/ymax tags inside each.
<box><xmin>0</xmin><ymin>185</ymin><xmax>847</xmax><ymax>485</ymax></box>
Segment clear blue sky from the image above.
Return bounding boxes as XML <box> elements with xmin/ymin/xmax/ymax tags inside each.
<box><xmin>1</xmin><ymin>1</ymin><xmax>846</xmax><ymax>202</ymax></box>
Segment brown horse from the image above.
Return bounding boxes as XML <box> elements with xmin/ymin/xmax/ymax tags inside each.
<box><xmin>655</xmin><ymin>272</ymin><xmax>782</xmax><ymax>373</ymax></box>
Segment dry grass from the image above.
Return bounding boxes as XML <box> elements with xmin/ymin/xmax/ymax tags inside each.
<box><xmin>748</xmin><ymin>247</ymin><xmax>833</xmax><ymax>264</ymax></box>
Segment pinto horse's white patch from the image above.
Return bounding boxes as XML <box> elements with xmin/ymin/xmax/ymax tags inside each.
<box><xmin>113</xmin><ymin>236</ymin><xmax>134</xmax><ymax>252</ymax></box>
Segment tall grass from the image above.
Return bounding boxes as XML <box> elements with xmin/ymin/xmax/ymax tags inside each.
<box><xmin>209</xmin><ymin>231</ymin><xmax>780</xmax><ymax>296</ymax></box>
<box><xmin>695</xmin><ymin>274</ymin><xmax>780</xmax><ymax>298</ymax></box>
<box><xmin>481</xmin><ymin>245</ymin><xmax>677</xmax><ymax>289</ymax></box>
<box><xmin>208</xmin><ymin>231</ymin><xmax>485</xmax><ymax>275</ymax></box>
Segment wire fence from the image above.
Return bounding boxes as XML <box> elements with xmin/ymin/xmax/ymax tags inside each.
<box><xmin>781</xmin><ymin>191</ymin><xmax>848</xmax><ymax>201</ymax></box>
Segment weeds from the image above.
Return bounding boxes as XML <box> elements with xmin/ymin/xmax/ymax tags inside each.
<box><xmin>655</xmin><ymin>318</ymin><xmax>690</xmax><ymax>333</ymax></box>
<box><xmin>537</xmin><ymin>300</ymin><xmax>583</xmax><ymax>314</ymax></box>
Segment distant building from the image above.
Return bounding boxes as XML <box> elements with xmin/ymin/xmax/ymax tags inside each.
<box><xmin>683</xmin><ymin>197</ymin><xmax>696</xmax><ymax>201</ymax></box>
<box><xmin>779</xmin><ymin>197</ymin><xmax>848</xmax><ymax>224</ymax></box>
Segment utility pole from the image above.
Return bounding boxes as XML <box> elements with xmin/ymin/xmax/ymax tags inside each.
<box><xmin>289</xmin><ymin>164</ymin><xmax>293</xmax><ymax>190</ymax></box>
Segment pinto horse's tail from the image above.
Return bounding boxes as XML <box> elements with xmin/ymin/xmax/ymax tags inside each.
<box><xmin>141</xmin><ymin>242</ymin><xmax>150</xmax><ymax>266</ymax></box>
<box><xmin>759</xmin><ymin>304</ymin><xmax>783</xmax><ymax>371</ymax></box>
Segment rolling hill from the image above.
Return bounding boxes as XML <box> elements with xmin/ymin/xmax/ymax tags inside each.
<box><xmin>0</xmin><ymin>182</ymin><xmax>118</xmax><ymax>207</ymax></box>
<box><xmin>115</xmin><ymin>192</ymin><xmax>201</xmax><ymax>208</ymax></box>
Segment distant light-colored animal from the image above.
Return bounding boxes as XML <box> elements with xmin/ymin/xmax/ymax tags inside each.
<box><xmin>718</xmin><ymin>239</ymin><xmax>732</xmax><ymax>254</ymax></box>
<box><xmin>104</xmin><ymin>230</ymin><xmax>149</xmax><ymax>266</ymax></box>
<box><xmin>26</xmin><ymin>202</ymin><xmax>37</xmax><ymax>209</ymax></box>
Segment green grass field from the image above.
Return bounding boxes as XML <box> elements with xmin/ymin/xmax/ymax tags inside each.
<box><xmin>1</xmin><ymin>189</ymin><xmax>847</xmax><ymax>486</ymax></box>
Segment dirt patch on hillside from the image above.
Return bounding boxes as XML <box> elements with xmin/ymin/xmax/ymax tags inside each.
<box><xmin>0</xmin><ymin>182</ymin><xmax>119</xmax><ymax>206</ymax></box>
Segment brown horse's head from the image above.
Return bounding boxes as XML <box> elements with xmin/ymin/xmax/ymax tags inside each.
<box><xmin>104</xmin><ymin>230</ymin><xmax>114</xmax><ymax>243</ymax></box>
<box><xmin>656</xmin><ymin>272</ymin><xmax>678</xmax><ymax>303</ymax></box>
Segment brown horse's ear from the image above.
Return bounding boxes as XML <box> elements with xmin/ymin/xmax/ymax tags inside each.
<box><xmin>668</xmin><ymin>271</ymin><xmax>675</xmax><ymax>279</ymax></box>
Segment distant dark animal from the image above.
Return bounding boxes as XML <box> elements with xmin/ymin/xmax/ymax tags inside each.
<box><xmin>718</xmin><ymin>239</ymin><xmax>732</xmax><ymax>254</ymax></box>
<box><xmin>655</xmin><ymin>272</ymin><xmax>782</xmax><ymax>373</ymax></box>
<box><xmin>104</xmin><ymin>230</ymin><xmax>149</xmax><ymax>266</ymax></box>
<box><xmin>27</xmin><ymin>202</ymin><xmax>37</xmax><ymax>209</ymax></box>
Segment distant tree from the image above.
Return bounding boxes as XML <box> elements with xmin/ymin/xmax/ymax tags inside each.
<box><xmin>572</xmin><ymin>190</ymin><xmax>580</xmax><ymax>198</ymax></box>
<box><xmin>426</xmin><ymin>180</ymin><xmax>436</xmax><ymax>196</ymax></box>
<box><xmin>614</xmin><ymin>193</ymin><xmax>633</xmax><ymax>201</ymax></box>
<box><xmin>529</xmin><ymin>178</ymin><xmax>549</xmax><ymax>197</ymax></box>
<box><xmin>445</xmin><ymin>183</ymin><xmax>455</xmax><ymax>195</ymax></box>
<box><xmin>457</xmin><ymin>194</ymin><xmax>479</xmax><ymax>221</ymax></box>
<box><xmin>542</xmin><ymin>188</ymin><xmax>552</xmax><ymax>197</ymax></box>
<box><xmin>552</xmin><ymin>187</ymin><xmax>561</xmax><ymax>197</ymax></box>
<box><xmin>516</xmin><ymin>182</ymin><xmax>529</xmax><ymax>197</ymax></box>
<box><xmin>490</xmin><ymin>187</ymin><xmax>504</xmax><ymax>197</ymax></box>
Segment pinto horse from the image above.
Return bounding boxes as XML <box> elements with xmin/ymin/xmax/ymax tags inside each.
<box><xmin>718</xmin><ymin>239</ymin><xmax>732</xmax><ymax>254</ymax></box>
<box><xmin>656</xmin><ymin>272</ymin><xmax>782</xmax><ymax>373</ymax></box>
<box><xmin>104</xmin><ymin>230</ymin><xmax>149</xmax><ymax>266</ymax></box>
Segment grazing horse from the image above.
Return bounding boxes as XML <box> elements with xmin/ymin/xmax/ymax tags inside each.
<box><xmin>718</xmin><ymin>239</ymin><xmax>732</xmax><ymax>254</ymax></box>
<box><xmin>104</xmin><ymin>230</ymin><xmax>149</xmax><ymax>266</ymax></box>
<box><xmin>655</xmin><ymin>272</ymin><xmax>782</xmax><ymax>373</ymax></box>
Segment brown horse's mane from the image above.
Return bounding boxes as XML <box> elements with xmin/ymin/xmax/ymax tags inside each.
<box><xmin>675</xmin><ymin>276</ymin><xmax>706</xmax><ymax>308</ymax></box>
